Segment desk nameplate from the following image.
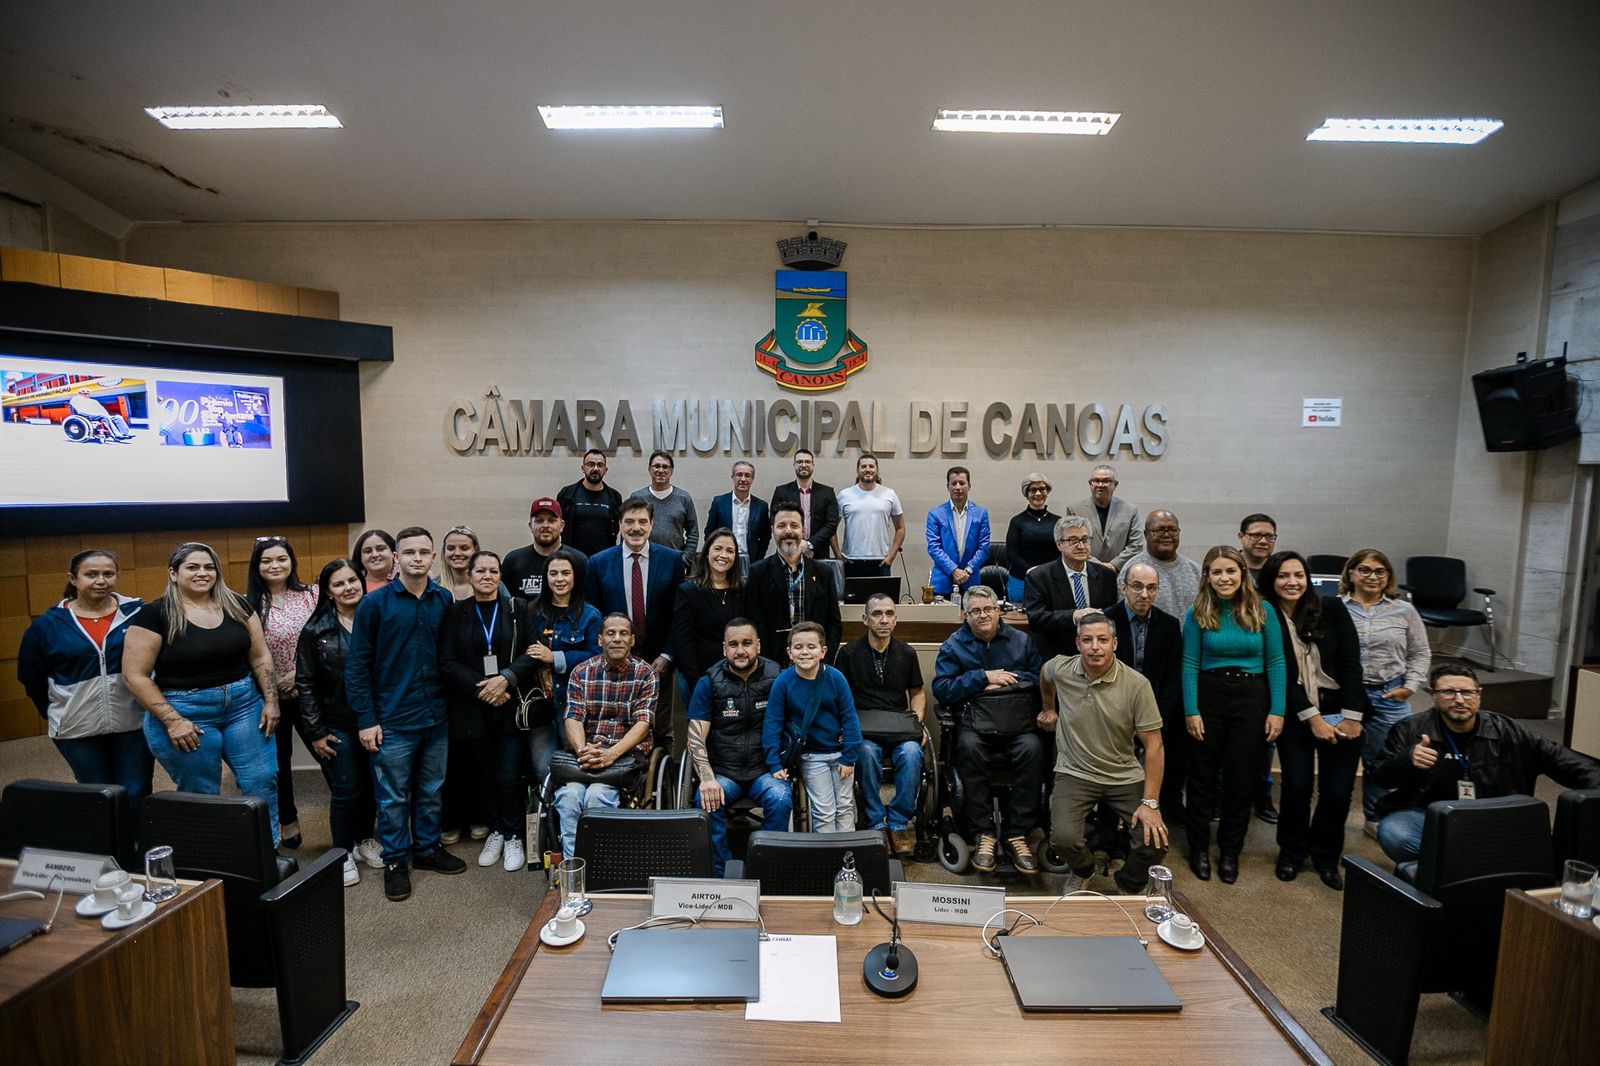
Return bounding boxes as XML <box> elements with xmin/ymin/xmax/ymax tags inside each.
<box><xmin>893</xmin><ymin>881</ymin><xmax>1005</xmax><ymax>927</ymax></box>
<box><xmin>648</xmin><ymin>878</ymin><xmax>762</xmax><ymax>921</ymax></box>
<box><xmin>12</xmin><ymin>847</ymin><xmax>117</xmax><ymax>896</ymax></box>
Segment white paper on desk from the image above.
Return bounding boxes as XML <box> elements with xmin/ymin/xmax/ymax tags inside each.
<box><xmin>745</xmin><ymin>934</ymin><xmax>841</xmax><ymax>1023</ymax></box>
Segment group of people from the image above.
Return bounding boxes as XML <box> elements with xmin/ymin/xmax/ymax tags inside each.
<box><xmin>19</xmin><ymin>451</ymin><xmax>1600</xmax><ymax>904</ymax></box>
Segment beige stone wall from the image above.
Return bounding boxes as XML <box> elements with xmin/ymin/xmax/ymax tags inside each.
<box><xmin>124</xmin><ymin>219</ymin><xmax>1478</xmax><ymax>604</ymax></box>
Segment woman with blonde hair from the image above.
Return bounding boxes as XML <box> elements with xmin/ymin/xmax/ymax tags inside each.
<box><xmin>440</xmin><ymin>525</ymin><xmax>480</xmax><ymax>601</ymax></box>
<box><xmin>1181</xmin><ymin>545</ymin><xmax>1285</xmax><ymax>884</ymax></box>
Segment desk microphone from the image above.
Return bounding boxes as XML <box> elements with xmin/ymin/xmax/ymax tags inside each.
<box><xmin>896</xmin><ymin>549</ymin><xmax>917</xmax><ymax>604</ymax></box>
<box><xmin>863</xmin><ymin>893</ymin><xmax>917</xmax><ymax>997</ymax></box>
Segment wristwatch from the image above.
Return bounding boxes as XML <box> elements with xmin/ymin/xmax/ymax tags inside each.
<box><xmin>1140</xmin><ymin>798</ymin><xmax>1159</xmax><ymax>810</ymax></box>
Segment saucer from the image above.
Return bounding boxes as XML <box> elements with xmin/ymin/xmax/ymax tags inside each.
<box><xmin>76</xmin><ymin>894</ymin><xmax>120</xmax><ymax>918</ymax></box>
<box><xmin>539</xmin><ymin>917</ymin><xmax>585</xmax><ymax>947</ymax></box>
<box><xmin>102</xmin><ymin>898</ymin><xmax>157</xmax><ymax>930</ymax></box>
<box><xmin>1157</xmin><ymin>917</ymin><xmax>1205</xmax><ymax>951</ymax></box>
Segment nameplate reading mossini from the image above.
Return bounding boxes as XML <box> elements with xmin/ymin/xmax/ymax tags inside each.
<box><xmin>649</xmin><ymin>878</ymin><xmax>762</xmax><ymax>922</ymax></box>
<box><xmin>893</xmin><ymin>881</ymin><xmax>1006</xmax><ymax>927</ymax></box>
<box><xmin>13</xmin><ymin>847</ymin><xmax>118</xmax><ymax>896</ymax></box>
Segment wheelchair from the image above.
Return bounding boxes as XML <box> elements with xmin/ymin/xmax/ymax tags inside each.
<box><xmin>932</xmin><ymin>706</ymin><xmax>1073</xmax><ymax>876</ymax></box>
<box><xmin>529</xmin><ymin>741</ymin><xmax>679</xmax><ymax>869</ymax></box>
<box><xmin>851</xmin><ymin>725</ymin><xmax>940</xmax><ymax>862</ymax></box>
<box><xmin>674</xmin><ymin>754</ymin><xmax>801</xmax><ymax>866</ymax></box>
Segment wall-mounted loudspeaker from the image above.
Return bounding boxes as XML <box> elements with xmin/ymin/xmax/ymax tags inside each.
<box><xmin>1471</xmin><ymin>354</ymin><xmax>1579</xmax><ymax>453</ymax></box>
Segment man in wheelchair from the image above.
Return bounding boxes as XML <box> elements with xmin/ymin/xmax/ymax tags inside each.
<box><xmin>685</xmin><ymin>619</ymin><xmax>792</xmax><ymax>875</ymax></box>
<box><xmin>836</xmin><ymin>592</ymin><xmax>927</xmax><ymax>857</ymax></box>
<box><xmin>933</xmin><ymin>585</ymin><xmax>1046</xmax><ymax>874</ymax></box>
<box><xmin>552</xmin><ymin>613</ymin><xmax>656</xmax><ymax>857</ymax></box>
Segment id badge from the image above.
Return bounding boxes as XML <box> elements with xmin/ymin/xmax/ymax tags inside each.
<box><xmin>1457</xmin><ymin>779</ymin><xmax>1477</xmax><ymax>800</ymax></box>
<box><xmin>482</xmin><ymin>654</ymin><xmax>499</xmax><ymax>676</ymax></box>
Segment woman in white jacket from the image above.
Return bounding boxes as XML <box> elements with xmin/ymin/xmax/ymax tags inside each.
<box><xmin>16</xmin><ymin>549</ymin><xmax>150</xmax><ymax>822</ymax></box>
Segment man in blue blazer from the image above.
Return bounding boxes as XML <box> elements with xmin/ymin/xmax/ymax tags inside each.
<box><xmin>926</xmin><ymin>466</ymin><xmax>991</xmax><ymax>598</ymax></box>
<box><xmin>586</xmin><ymin>497</ymin><xmax>685</xmax><ymax>669</ymax></box>
<box><xmin>705</xmin><ymin>460</ymin><xmax>771</xmax><ymax>568</ymax></box>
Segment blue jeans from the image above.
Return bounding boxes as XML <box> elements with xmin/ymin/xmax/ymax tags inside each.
<box><xmin>857</xmin><ymin>738</ymin><xmax>923</xmax><ymax>830</ymax></box>
<box><xmin>144</xmin><ymin>677</ymin><xmax>279</xmax><ymax>845</ymax></box>
<box><xmin>53</xmin><ymin>729</ymin><xmax>155</xmax><ymax>841</ymax></box>
<box><xmin>800</xmin><ymin>751</ymin><xmax>855</xmax><ymax>832</ymax></box>
<box><xmin>316</xmin><ymin>725</ymin><xmax>375</xmax><ymax>852</ymax></box>
<box><xmin>697</xmin><ymin>773</ymin><xmax>792</xmax><ymax>876</ymax></box>
<box><xmin>553</xmin><ymin>782</ymin><xmax>620</xmax><ymax>858</ymax></box>
<box><xmin>1376</xmin><ymin>808</ymin><xmax>1427</xmax><ymax>863</ymax></box>
<box><xmin>371</xmin><ymin>721</ymin><xmax>448</xmax><ymax>865</ymax></box>
<box><xmin>1360</xmin><ymin>677</ymin><xmax>1415</xmax><ymax>819</ymax></box>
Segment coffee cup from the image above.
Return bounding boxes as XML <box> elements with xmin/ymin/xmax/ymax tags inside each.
<box><xmin>91</xmin><ymin>870</ymin><xmax>129</xmax><ymax>912</ymax></box>
<box><xmin>554</xmin><ymin>903</ymin><xmax>580</xmax><ymax>938</ymax></box>
<box><xmin>1168</xmin><ymin>914</ymin><xmax>1199</xmax><ymax>945</ymax></box>
<box><xmin>114</xmin><ymin>879</ymin><xmax>145</xmax><ymax>919</ymax></box>
<box><xmin>921</xmin><ymin>585</ymin><xmax>936</xmax><ymax>604</ymax></box>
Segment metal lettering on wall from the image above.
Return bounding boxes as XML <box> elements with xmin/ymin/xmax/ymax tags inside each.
<box><xmin>447</xmin><ymin>390</ymin><xmax>1169</xmax><ymax>461</ymax></box>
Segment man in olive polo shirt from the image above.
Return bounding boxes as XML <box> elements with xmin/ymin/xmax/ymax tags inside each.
<box><xmin>1039</xmin><ymin>611</ymin><xmax>1169</xmax><ymax>892</ymax></box>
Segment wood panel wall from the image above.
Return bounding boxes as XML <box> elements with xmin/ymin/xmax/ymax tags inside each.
<box><xmin>0</xmin><ymin>245</ymin><xmax>346</xmax><ymax>742</ymax></box>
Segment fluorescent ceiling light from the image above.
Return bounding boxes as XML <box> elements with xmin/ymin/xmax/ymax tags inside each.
<box><xmin>538</xmin><ymin>105</ymin><xmax>723</xmax><ymax>130</ymax></box>
<box><xmin>932</xmin><ymin>109</ymin><xmax>1120</xmax><ymax>135</ymax></box>
<box><xmin>145</xmin><ymin>104</ymin><xmax>342</xmax><ymax>130</ymax></box>
<box><xmin>1306</xmin><ymin>118</ymin><xmax>1503</xmax><ymax>145</ymax></box>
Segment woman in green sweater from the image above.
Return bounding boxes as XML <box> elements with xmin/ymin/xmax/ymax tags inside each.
<box><xmin>1181</xmin><ymin>545</ymin><xmax>1285</xmax><ymax>884</ymax></box>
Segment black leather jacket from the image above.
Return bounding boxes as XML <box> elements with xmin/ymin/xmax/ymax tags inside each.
<box><xmin>295</xmin><ymin>610</ymin><xmax>355</xmax><ymax>739</ymax></box>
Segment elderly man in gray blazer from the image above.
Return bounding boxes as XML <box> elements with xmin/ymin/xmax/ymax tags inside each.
<box><xmin>1067</xmin><ymin>464</ymin><xmax>1143</xmax><ymax>571</ymax></box>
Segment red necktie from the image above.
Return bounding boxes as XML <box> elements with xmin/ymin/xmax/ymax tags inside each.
<box><xmin>631</xmin><ymin>553</ymin><xmax>647</xmax><ymax>642</ymax></box>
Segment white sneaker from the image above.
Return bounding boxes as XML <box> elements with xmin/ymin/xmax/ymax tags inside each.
<box><xmin>357</xmin><ymin>838</ymin><xmax>385</xmax><ymax>869</ymax></box>
<box><xmin>503</xmin><ymin>836</ymin><xmax>526</xmax><ymax>872</ymax></box>
<box><xmin>342</xmin><ymin>855</ymin><xmax>360</xmax><ymax>887</ymax></box>
<box><xmin>478</xmin><ymin>831</ymin><xmax>505</xmax><ymax>867</ymax></box>
<box><xmin>469</xmin><ymin>824</ymin><xmax>491</xmax><ymax>841</ymax></box>
<box><xmin>441</xmin><ymin>829</ymin><xmax>462</xmax><ymax>845</ymax></box>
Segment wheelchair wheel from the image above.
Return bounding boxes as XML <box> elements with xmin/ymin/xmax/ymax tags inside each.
<box><xmin>652</xmin><ymin>752</ymin><xmax>678</xmax><ymax>809</ymax></box>
<box><xmin>1036</xmin><ymin>834</ymin><xmax>1074</xmax><ymax>874</ymax></box>
<box><xmin>62</xmin><ymin>415</ymin><xmax>92</xmax><ymax>442</ymax></box>
<box><xmin>937</xmin><ymin>831</ymin><xmax>970</xmax><ymax>873</ymax></box>
<box><xmin>675</xmin><ymin>750</ymin><xmax>695</xmax><ymax>809</ymax></box>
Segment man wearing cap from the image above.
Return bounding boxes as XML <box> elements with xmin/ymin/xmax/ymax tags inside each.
<box><xmin>502</xmin><ymin>497</ymin><xmax>588</xmax><ymax>604</ymax></box>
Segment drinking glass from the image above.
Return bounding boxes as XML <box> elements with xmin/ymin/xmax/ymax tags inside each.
<box><xmin>1143</xmin><ymin>864</ymin><xmax>1175</xmax><ymax>923</ymax></box>
<box><xmin>558</xmin><ymin>857</ymin><xmax>590</xmax><ymax>917</ymax></box>
<box><xmin>1558</xmin><ymin>859</ymin><xmax>1596</xmax><ymax>919</ymax></box>
<box><xmin>143</xmin><ymin>845</ymin><xmax>179</xmax><ymax>904</ymax></box>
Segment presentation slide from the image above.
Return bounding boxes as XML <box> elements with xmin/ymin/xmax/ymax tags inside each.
<box><xmin>0</xmin><ymin>354</ymin><xmax>289</xmax><ymax>506</ymax></box>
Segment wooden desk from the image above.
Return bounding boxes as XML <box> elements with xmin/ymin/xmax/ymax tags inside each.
<box><xmin>0</xmin><ymin>864</ymin><xmax>233</xmax><ymax>1065</ymax></box>
<box><xmin>455</xmin><ymin>891</ymin><xmax>1330</xmax><ymax>1065</ymax></box>
<box><xmin>840</xmin><ymin>603</ymin><xmax>1028</xmax><ymax>645</ymax></box>
<box><xmin>1485</xmin><ymin>887</ymin><xmax>1600</xmax><ymax>1065</ymax></box>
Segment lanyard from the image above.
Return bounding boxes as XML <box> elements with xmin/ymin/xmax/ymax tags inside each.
<box><xmin>476</xmin><ymin>601</ymin><xmax>500</xmax><ymax>652</ymax></box>
<box><xmin>1438</xmin><ymin>721</ymin><xmax>1472</xmax><ymax>777</ymax></box>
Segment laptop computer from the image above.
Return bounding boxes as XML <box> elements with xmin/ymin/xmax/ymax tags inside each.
<box><xmin>843</xmin><ymin>576</ymin><xmax>900</xmax><ymax>604</ymax></box>
<box><xmin>1310</xmin><ymin>574</ymin><xmax>1342</xmax><ymax>598</ymax></box>
<box><xmin>996</xmin><ymin>935</ymin><xmax>1181</xmax><ymax>1013</ymax></box>
<box><xmin>601</xmin><ymin>927</ymin><xmax>761</xmax><ymax>1004</ymax></box>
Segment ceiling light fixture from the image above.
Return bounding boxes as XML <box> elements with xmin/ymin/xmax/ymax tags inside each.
<box><xmin>1305</xmin><ymin>118</ymin><xmax>1503</xmax><ymax>145</ymax></box>
<box><xmin>932</xmin><ymin>109</ymin><xmax>1120</xmax><ymax>135</ymax></box>
<box><xmin>538</xmin><ymin>105</ymin><xmax>724</xmax><ymax>130</ymax></box>
<box><xmin>145</xmin><ymin>104</ymin><xmax>343</xmax><ymax>130</ymax></box>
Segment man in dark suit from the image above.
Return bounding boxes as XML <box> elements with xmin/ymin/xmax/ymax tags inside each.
<box><xmin>1024</xmin><ymin>515</ymin><xmax>1117</xmax><ymax>661</ymax></box>
<box><xmin>746</xmin><ymin>501</ymin><xmax>841</xmax><ymax>666</ymax></box>
<box><xmin>1107</xmin><ymin>561</ymin><xmax>1185</xmax><ymax>819</ymax></box>
<box><xmin>769</xmin><ymin>448</ymin><xmax>840</xmax><ymax>560</ymax></box>
<box><xmin>705</xmin><ymin>460</ymin><xmax>771</xmax><ymax>571</ymax></box>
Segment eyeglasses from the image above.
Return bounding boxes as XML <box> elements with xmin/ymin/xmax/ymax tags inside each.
<box><xmin>1089</xmin><ymin>478</ymin><xmax>1116</xmax><ymax>486</ymax></box>
<box><xmin>1433</xmin><ymin>688</ymin><xmax>1481</xmax><ymax>701</ymax></box>
<box><xmin>1147</xmin><ymin>526</ymin><xmax>1180</xmax><ymax>536</ymax></box>
<box><xmin>966</xmin><ymin>606</ymin><xmax>999</xmax><ymax>617</ymax></box>
<box><xmin>1025</xmin><ymin>485</ymin><xmax>1050</xmax><ymax>495</ymax></box>
<box><xmin>1242</xmin><ymin>532</ymin><xmax>1278</xmax><ymax>542</ymax></box>
<box><xmin>1124</xmin><ymin>582</ymin><xmax>1157</xmax><ymax>594</ymax></box>
<box><xmin>1355</xmin><ymin>565</ymin><xmax>1389</xmax><ymax>578</ymax></box>
<box><xmin>1061</xmin><ymin>536</ymin><xmax>1091</xmax><ymax>547</ymax></box>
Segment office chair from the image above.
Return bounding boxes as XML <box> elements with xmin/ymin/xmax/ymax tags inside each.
<box><xmin>1325</xmin><ymin>795</ymin><xmax>1555</xmax><ymax>1066</ymax></box>
<box><xmin>978</xmin><ymin>564</ymin><xmax>1011</xmax><ymax>600</ymax></box>
<box><xmin>726</xmin><ymin>830</ymin><xmax>903</xmax><ymax>894</ymax></box>
<box><xmin>0</xmin><ymin>779</ymin><xmax>135</xmax><ymax>869</ymax></box>
<box><xmin>1552</xmin><ymin>788</ymin><xmax>1600</xmax><ymax>876</ymax></box>
<box><xmin>1401</xmin><ymin>556</ymin><xmax>1497</xmax><ymax>671</ymax></box>
<box><xmin>142</xmin><ymin>792</ymin><xmax>356</xmax><ymax>1065</ymax></box>
<box><xmin>1305</xmin><ymin>554</ymin><xmax>1346</xmax><ymax>576</ymax></box>
<box><xmin>815</xmin><ymin>557</ymin><xmax>845</xmax><ymax>602</ymax></box>
<box><xmin>574</xmin><ymin>808</ymin><xmax>714</xmax><ymax>891</ymax></box>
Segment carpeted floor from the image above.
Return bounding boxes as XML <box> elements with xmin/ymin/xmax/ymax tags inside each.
<box><xmin>3</xmin><ymin>721</ymin><xmax>1568</xmax><ymax>1065</ymax></box>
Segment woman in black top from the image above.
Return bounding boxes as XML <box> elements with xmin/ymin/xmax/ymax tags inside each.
<box><xmin>439</xmin><ymin>551</ymin><xmax>541</xmax><ymax>872</ymax></box>
<box><xmin>524</xmin><ymin>549</ymin><xmax>602</xmax><ymax>786</ymax></box>
<box><xmin>1259</xmin><ymin>551</ymin><xmax>1368</xmax><ymax>890</ymax></box>
<box><xmin>671</xmin><ymin>528</ymin><xmax>748</xmax><ymax>696</ymax></box>
<box><xmin>1003</xmin><ymin>472</ymin><xmax>1060</xmax><ymax>602</ymax></box>
<box><xmin>122</xmin><ymin>542</ymin><xmax>283</xmax><ymax>843</ymax></box>
<box><xmin>295</xmin><ymin>559</ymin><xmax>377</xmax><ymax>886</ymax></box>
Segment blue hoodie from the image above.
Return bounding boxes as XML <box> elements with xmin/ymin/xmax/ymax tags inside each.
<box><xmin>17</xmin><ymin>596</ymin><xmax>144</xmax><ymax>739</ymax></box>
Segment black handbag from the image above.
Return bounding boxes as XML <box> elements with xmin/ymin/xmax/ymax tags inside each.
<box><xmin>549</xmin><ymin>748</ymin><xmax>644</xmax><ymax>789</ymax></box>
<box><xmin>513</xmin><ymin>686</ymin><xmax>557</xmax><ymax>731</ymax></box>
<box><xmin>963</xmin><ymin>684</ymin><xmax>1040</xmax><ymax>737</ymax></box>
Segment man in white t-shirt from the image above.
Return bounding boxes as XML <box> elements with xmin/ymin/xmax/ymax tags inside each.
<box><xmin>834</xmin><ymin>453</ymin><xmax>905</xmax><ymax>579</ymax></box>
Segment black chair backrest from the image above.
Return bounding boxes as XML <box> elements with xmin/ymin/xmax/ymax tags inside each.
<box><xmin>0</xmin><ymin>779</ymin><xmax>133</xmax><ymax>867</ymax></box>
<box><xmin>1553</xmin><ymin>788</ymin><xmax>1600</xmax><ymax>876</ymax></box>
<box><xmin>1306</xmin><ymin>554</ymin><xmax>1347</xmax><ymax>576</ymax></box>
<box><xmin>1404</xmin><ymin>556</ymin><xmax>1468</xmax><ymax>609</ymax></box>
<box><xmin>741</xmin><ymin>830</ymin><xmax>896</xmax><ymax>895</ymax></box>
<box><xmin>986</xmin><ymin>544</ymin><xmax>1008</xmax><ymax>571</ymax></box>
<box><xmin>141</xmin><ymin>791</ymin><xmax>282</xmax><ymax>987</ymax></box>
<box><xmin>575</xmin><ymin>808</ymin><xmax>714</xmax><ymax>891</ymax></box>
<box><xmin>978</xmin><ymin>565</ymin><xmax>1010</xmax><ymax>598</ymax></box>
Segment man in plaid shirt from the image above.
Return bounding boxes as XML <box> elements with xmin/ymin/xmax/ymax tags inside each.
<box><xmin>554</xmin><ymin>612</ymin><xmax>657</xmax><ymax>856</ymax></box>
